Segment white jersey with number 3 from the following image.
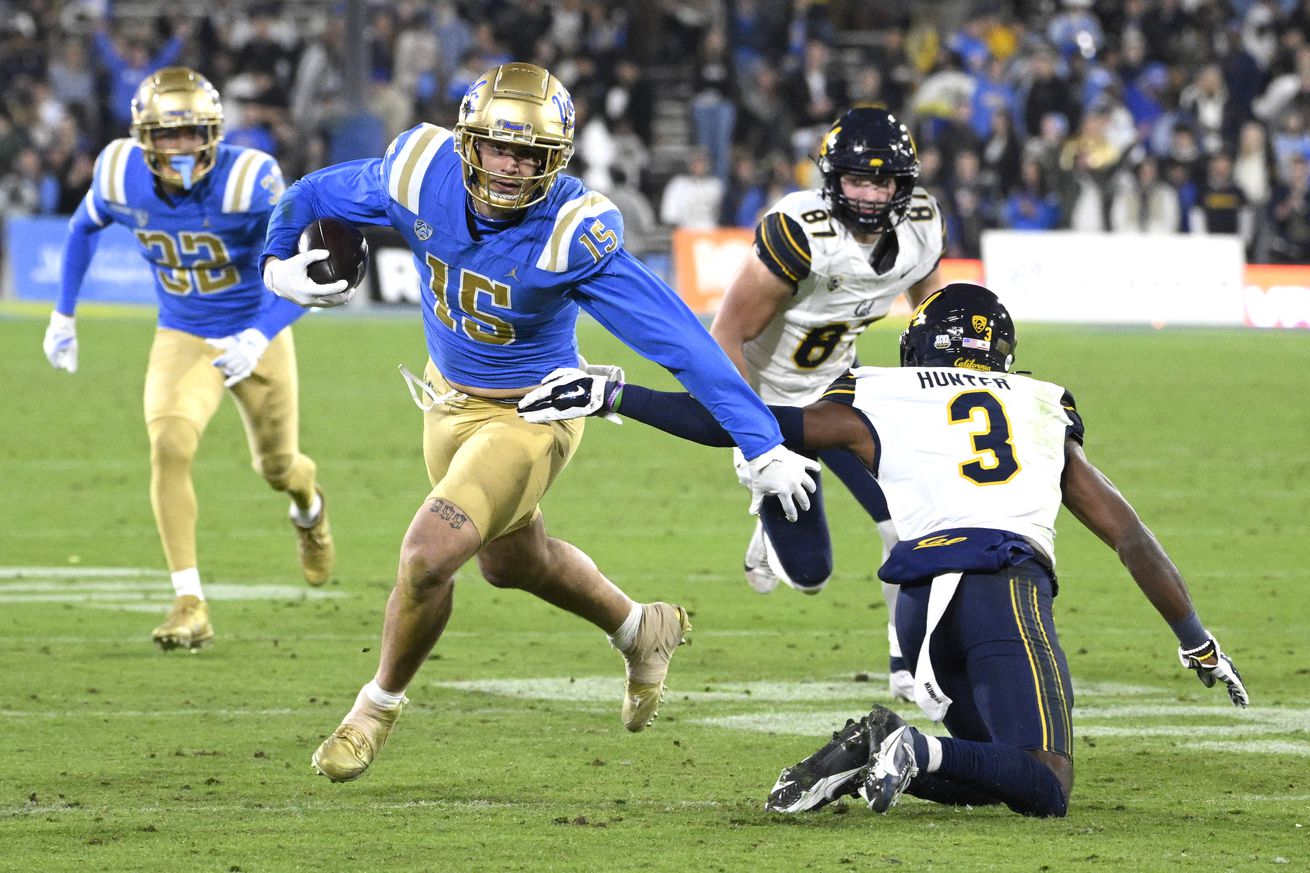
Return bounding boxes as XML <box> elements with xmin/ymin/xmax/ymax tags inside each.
<box><xmin>838</xmin><ymin>366</ymin><xmax>1077</xmax><ymax>562</ymax></box>
<box><xmin>745</xmin><ymin>187</ymin><xmax>945</xmax><ymax>405</ymax></box>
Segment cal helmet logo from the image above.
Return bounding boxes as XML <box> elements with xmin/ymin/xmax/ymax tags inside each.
<box><xmin>972</xmin><ymin>315</ymin><xmax>988</xmax><ymax>333</ymax></box>
<box><xmin>822</xmin><ymin>125</ymin><xmax>840</xmax><ymax>156</ymax></box>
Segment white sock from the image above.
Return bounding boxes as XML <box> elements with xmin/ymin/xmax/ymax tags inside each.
<box><xmin>923</xmin><ymin>734</ymin><xmax>944</xmax><ymax>773</ymax></box>
<box><xmin>171</xmin><ymin>567</ymin><xmax>204</xmax><ymax>600</ymax></box>
<box><xmin>361</xmin><ymin>678</ymin><xmax>407</xmax><ymax>710</ymax></box>
<box><xmin>886</xmin><ymin>621</ymin><xmax>904</xmax><ymax>661</ymax></box>
<box><xmin>290</xmin><ymin>492</ymin><xmax>323</xmax><ymax>528</ymax></box>
<box><xmin>607</xmin><ymin>602</ymin><xmax>643</xmax><ymax>652</ymax></box>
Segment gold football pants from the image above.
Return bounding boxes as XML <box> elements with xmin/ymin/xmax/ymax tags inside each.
<box><xmin>143</xmin><ymin>327</ymin><xmax>317</xmax><ymax>572</ymax></box>
<box><xmin>421</xmin><ymin>361</ymin><xmax>583</xmax><ymax>544</ymax></box>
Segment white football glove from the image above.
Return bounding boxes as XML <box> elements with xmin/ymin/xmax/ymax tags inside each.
<box><xmin>43</xmin><ymin>311</ymin><xmax>78</xmax><ymax>373</ymax></box>
<box><xmin>731</xmin><ymin>447</ymin><xmax>752</xmax><ymax>489</ymax></box>
<box><xmin>580</xmin><ymin>362</ymin><xmax>625</xmax><ymax>423</ymax></box>
<box><xmin>1178</xmin><ymin>634</ymin><xmax>1249</xmax><ymax>707</ymax></box>
<box><xmin>517</xmin><ymin>366</ymin><xmax>623</xmax><ymax>423</ymax></box>
<box><xmin>206</xmin><ymin>327</ymin><xmax>270</xmax><ymax>387</ymax></box>
<box><xmin>746</xmin><ymin>445</ymin><xmax>819</xmax><ymax>523</ymax></box>
<box><xmin>263</xmin><ymin>251</ymin><xmax>352</xmax><ymax>308</ymax></box>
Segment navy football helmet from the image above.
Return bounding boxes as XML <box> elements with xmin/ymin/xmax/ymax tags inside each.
<box><xmin>900</xmin><ymin>283</ymin><xmax>1016</xmax><ymax>372</ymax></box>
<box><xmin>816</xmin><ymin>107</ymin><xmax>920</xmax><ymax>233</ymax></box>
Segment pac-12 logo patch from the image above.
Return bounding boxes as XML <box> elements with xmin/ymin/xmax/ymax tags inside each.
<box><xmin>972</xmin><ymin>315</ymin><xmax>988</xmax><ymax>333</ymax></box>
<box><xmin>414</xmin><ymin>219</ymin><xmax>433</xmax><ymax>240</ymax></box>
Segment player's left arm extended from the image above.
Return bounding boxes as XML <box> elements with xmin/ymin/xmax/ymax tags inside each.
<box><xmin>573</xmin><ymin>249</ymin><xmax>784</xmax><ymax>460</ymax></box>
<box><xmin>518</xmin><ymin>372</ymin><xmax>874</xmax><ymax>468</ymax></box>
<box><xmin>1061</xmin><ymin>439</ymin><xmax>1249</xmax><ymax>706</ymax></box>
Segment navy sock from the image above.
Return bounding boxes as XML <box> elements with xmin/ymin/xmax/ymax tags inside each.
<box><xmin>933</xmin><ymin>737</ymin><xmax>1068</xmax><ymax>817</ymax></box>
<box><xmin>907</xmin><ymin>773</ymin><xmax>1003</xmax><ymax>808</ymax></box>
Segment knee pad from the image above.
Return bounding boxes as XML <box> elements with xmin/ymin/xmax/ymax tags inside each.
<box><xmin>254</xmin><ymin>453</ymin><xmax>295</xmax><ymax>490</ymax></box>
<box><xmin>148</xmin><ymin>417</ymin><xmax>200</xmax><ymax>468</ymax></box>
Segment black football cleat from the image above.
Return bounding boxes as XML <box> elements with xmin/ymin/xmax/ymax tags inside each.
<box><xmin>765</xmin><ymin>705</ymin><xmax>907</xmax><ymax>813</ymax></box>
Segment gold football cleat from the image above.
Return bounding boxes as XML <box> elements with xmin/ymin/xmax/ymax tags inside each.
<box><xmin>621</xmin><ymin>602</ymin><xmax>692</xmax><ymax>732</ymax></box>
<box><xmin>151</xmin><ymin>595</ymin><xmax>213</xmax><ymax>651</ymax></box>
<box><xmin>311</xmin><ymin>689</ymin><xmax>407</xmax><ymax>783</ymax></box>
<box><xmin>292</xmin><ymin>488</ymin><xmax>335</xmax><ymax>586</ymax></box>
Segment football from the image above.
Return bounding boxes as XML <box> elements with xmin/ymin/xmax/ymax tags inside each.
<box><xmin>298</xmin><ymin>217</ymin><xmax>369</xmax><ymax>290</ymax></box>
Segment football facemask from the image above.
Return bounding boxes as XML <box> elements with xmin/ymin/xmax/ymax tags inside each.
<box><xmin>131</xmin><ymin>67</ymin><xmax>224</xmax><ymax>190</ymax></box>
<box><xmin>817</xmin><ymin>107</ymin><xmax>919</xmax><ymax>234</ymax></box>
<box><xmin>454</xmin><ymin>63</ymin><xmax>575</xmax><ymax>211</ymax></box>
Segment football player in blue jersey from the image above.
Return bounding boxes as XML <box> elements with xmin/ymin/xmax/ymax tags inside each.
<box><xmin>259</xmin><ymin>62</ymin><xmax>819</xmax><ymax>782</ymax></box>
<box><xmin>41</xmin><ymin>68</ymin><xmax>335</xmax><ymax>652</ymax></box>
<box><xmin>517</xmin><ymin>282</ymin><xmax>1249</xmax><ymax>819</ymax></box>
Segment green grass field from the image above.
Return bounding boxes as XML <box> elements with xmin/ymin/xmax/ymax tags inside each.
<box><xmin>1</xmin><ymin>304</ymin><xmax>1306</xmax><ymax>872</ymax></box>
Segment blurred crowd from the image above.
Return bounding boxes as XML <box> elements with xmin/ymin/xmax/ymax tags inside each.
<box><xmin>2</xmin><ymin>0</ymin><xmax>1309</xmax><ymax>263</ymax></box>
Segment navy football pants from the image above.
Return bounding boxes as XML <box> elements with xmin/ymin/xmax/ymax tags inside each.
<box><xmin>894</xmin><ymin>562</ymin><xmax>1074</xmax><ymax>758</ymax></box>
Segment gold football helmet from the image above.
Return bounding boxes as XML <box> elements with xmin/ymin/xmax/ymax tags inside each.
<box><xmin>131</xmin><ymin>67</ymin><xmax>224</xmax><ymax>189</ymax></box>
<box><xmin>454</xmin><ymin>63</ymin><xmax>575</xmax><ymax>211</ymax></box>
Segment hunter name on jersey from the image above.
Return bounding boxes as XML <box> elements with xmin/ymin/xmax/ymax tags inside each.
<box><xmin>84</xmin><ymin>138</ymin><xmax>283</xmax><ymax>336</ymax></box>
<box><xmin>823</xmin><ymin>366</ymin><xmax>1084</xmax><ymax>562</ymax></box>
<box><xmin>747</xmin><ymin>187</ymin><xmax>946</xmax><ymax>405</ymax></box>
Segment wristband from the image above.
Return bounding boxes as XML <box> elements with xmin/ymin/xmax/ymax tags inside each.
<box><xmin>1169</xmin><ymin>610</ymin><xmax>1209</xmax><ymax>651</ymax></box>
<box><xmin>603</xmin><ymin>381</ymin><xmax>625</xmax><ymax>414</ymax></box>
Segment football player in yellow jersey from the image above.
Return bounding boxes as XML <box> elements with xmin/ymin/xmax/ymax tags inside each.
<box><xmin>42</xmin><ymin>68</ymin><xmax>334</xmax><ymax>651</ymax></box>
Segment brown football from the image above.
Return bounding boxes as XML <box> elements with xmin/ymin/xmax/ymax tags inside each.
<box><xmin>298</xmin><ymin>218</ymin><xmax>369</xmax><ymax>290</ymax></box>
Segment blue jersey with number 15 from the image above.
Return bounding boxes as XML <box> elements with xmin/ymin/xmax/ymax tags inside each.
<box><xmin>263</xmin><ymin>123</ymin><xmax>782</xmax><ymax>458</ymax></box>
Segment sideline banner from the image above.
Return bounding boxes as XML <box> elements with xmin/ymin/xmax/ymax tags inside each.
<box><xmin>8</xmin><ymin>218</ymin><xmax>1306</xmax><ymax>328</ymax></box>
<box><xmin>5</xmin><ymin>217</ymin><xmax>156</xmax><ymax>304</ymax></box>
<box><xmin>1241</xmin><ymin>264</ymin><xmax>1310</xmax><ymax>328</ymax></box>
<box><xmin>982</xmin><ymin>230</ymin><xmax>1244</xmax><ymax>325</ymax></box>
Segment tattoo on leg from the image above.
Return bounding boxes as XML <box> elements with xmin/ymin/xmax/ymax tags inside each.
<box><xmin>428</xmin><ymin>499</ymin><xmax>469</xmax><ymax>530</ymax></box>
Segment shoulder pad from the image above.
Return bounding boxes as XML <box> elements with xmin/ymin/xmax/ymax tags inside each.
<box><xmin>754</xmin><ymin>211</ymin><xmax>811</xmax><ymax>284</ymax></box>
<box><xmin>222</xmin><ymin>148</ymin><xmax>280</xmax><ymax>213</ymax></box>
<box><xmin>535</xmin><ymin>190</ymin><xmax>622</xmax><ymax>273</ymax></box>
<box><xmin>904</xmin><ymin>187</ymin><xmax>946</xmax><ymax>260</ymax></box>
<box><xmin>94</xmin><ymin>138</ymin><xmax>139</xmax><ymax>207</ymax></box>
<box><xmin>384</xmin><ymin>123</ymin><xmax>454</xmax><ymax>213</ymax></box>
<box><xmin>819</xmin><ymin>370</ymin><xmax>858</xmax><ymax>405</ymax></box>
<box><xmin>771</xmin><ymin>189</ymin><xmax>829</xmax><ymax>219</ymax></box>
<box><xmin>1060</xmin><ymin>389</ymin><xmax>1085</xmax><ymax>445</ymax></box>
